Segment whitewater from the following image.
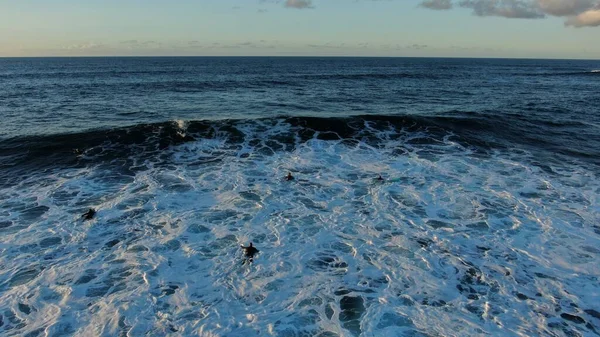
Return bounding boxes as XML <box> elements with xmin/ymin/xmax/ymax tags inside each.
<box><xmin>1</xmin><ymin>116</ymin><xmax>599</xmax><ymax>337</ymax></box>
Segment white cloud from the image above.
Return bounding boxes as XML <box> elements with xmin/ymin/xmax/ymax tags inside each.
<box><xmin>62</xmin><ymin>42</ymin><xmax>105</xmax><ymax>50</ymax></box>
<box><xmin>307</xmin><ymin>42</ymin><xmax>346</xmax><ymax>48</ymax></box>
<box><xmin>566</xmin><ymin>8</ymin><xmax>600</xmax><ymax>26</ymax></box>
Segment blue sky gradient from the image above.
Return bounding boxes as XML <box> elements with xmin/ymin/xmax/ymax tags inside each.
<box><xmin>0</xmin><ymin>0</ymin><xmax>598</xmax><ymax>58</ymax></box>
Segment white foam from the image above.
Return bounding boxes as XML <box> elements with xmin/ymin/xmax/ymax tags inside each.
<box><xmin>1</xmin><ymin>120</ymin><xmax>599</xmax><ymax>336</ymax></box>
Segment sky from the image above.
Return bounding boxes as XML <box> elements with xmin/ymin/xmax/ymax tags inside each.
<box><xmin>0</xmin><ymin>0</ymin><xmax>599</xmax><ymax>59</ymax></box>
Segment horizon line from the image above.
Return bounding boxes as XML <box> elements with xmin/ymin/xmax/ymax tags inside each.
<box><xmin>0</xmin><ymin>55</ymin><xmax>599</xmax><ymax>61</ymax></box>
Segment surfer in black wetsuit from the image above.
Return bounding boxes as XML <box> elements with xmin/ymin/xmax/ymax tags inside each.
<box><xmin>82</xmin><ymin>208</ymin><xmax>96</xmax><ymax>220</ymax></box>
<box><xmin>241</xmin><ymin>242</ymin><xmax>259</xmax><ymax>263</ymax></box>
<box><xmin>285</xmin><ymin>172</ymin><xmax>294</xmax><ymax>181</ymax></box>
<box><xmin>376</xmin><ymin>175</ymin><xmax>384</xmax><ymax>181</ymax></box>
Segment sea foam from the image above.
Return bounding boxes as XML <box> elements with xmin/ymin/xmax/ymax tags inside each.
<box><xmin>0</xmin><ymin>119</ymin><xmax>599</xmax><ymax>337</ymax></box>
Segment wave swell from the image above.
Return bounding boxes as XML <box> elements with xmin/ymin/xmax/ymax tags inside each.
<box><xmin>1</xmin><ymin>114</ymin><xmax>598</xmax><ymax>187</ymax></box>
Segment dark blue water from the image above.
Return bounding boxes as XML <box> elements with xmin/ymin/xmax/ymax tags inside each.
<box><xmin>0</xmin><ymin>57</ymin><xmax>598</xmax><ymax>133</ymax></box>
<box><xmin>1</xmin><ymin>57</ymin><xmax>600</xmax><ymax>337</ymax></box>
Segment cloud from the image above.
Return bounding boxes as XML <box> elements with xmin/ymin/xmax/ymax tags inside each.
<box><xmin>140</xmin><ymin>40</ymin><xmax>160</xmax><ymax>46</ymax></box>
<box><xmin>285</xmin><ymin>0</ymin><xmax>313</xmax><ymax>9</ymax></box>
<box><xmin>187</xmin><ymin>40</ymin><xmax>202</xmax><ymax>47</ymax></box>
<box><xmin>419</xmin><ymin>0</ymin><xmax>600</xmax><ymax>27</ymax></box>
<box><xmin>420</xmin><ymin>0</ymin><xmax>453</xmax><ymax>10</ymax></box>
<box><xmin>207</xmin><ymin>41</ymin><xmax>278</xmax><ymax>49</ymax></box>
<box><xmin>458</xmin><ymin>0</ymin><xmax>544</xmax><ymax>18</ymax></box>
<box><xmin>307</xmin><ymin>42</ymin><xmax>346</xmax><ymax>49</ymax></box>
<box><xmin>62</xmin><ymin>42</ymin><xmax>105</xmax><ymax>50</ymax></box>
<box><xmin>565</xmin><ymin>8</ymin><xmax>600</xmax><ymax>26</ymax></box>
<box><xmin>536</xmin><ymin>0</ymin><xmax>595</xmax><ymax>16</ymax></box>
<box><xmin>381</xmin><ymin>43</ymin><xmax>430</xmax><ymax>50</ymax></box>
<box><xmin>118</xmin><ymin>40</ymin><xmax>162</xmax><ymax>49</ymax></box>
<box><xmin>408</xmin><ymin>44</ymin><xmax>429</xmax><ymax>49</ymax></box>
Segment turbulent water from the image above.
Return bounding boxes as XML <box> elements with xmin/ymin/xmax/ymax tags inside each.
<box><xmin>0</xmin><ymin>57</ymin><xmax>599</xmax><ymax>337</ymax></box>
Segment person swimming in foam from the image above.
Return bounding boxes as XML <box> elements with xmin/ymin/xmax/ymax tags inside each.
<box><xmin>82</xmin><ymin>208</ymin><xmax>96</xmax><ymax>220</ymax></box>
<box><xmin>240</xmin><ymin>242</ymin><xmax>259</xmax><ymax>263</ymax></box>
<box><xmin>285</xmin><ymin>172</ymin><xmax>294</xmax><ymax>181</ymax></box>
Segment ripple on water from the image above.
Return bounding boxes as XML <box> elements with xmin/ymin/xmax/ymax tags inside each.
<box><xmin>74</xmin><ymin>271</ymin><xmax>97</xmax><ymax>285</ymax></box>
<box><xmin>19</xmin><ymin>205</ymin><xmax>49</xmax><ymax>221</ymax></box>
<box><xmin>39</xmin><ymin>237</ymin><xmax>62</xmax><ymax>248</ymax></box>
<box><xmin>307</xmin><ymin>252</ymin><xmax>348</xmax><ymax>274</ymax></box>
<box><xmin>0</xmin><ymin>221</ymin><xmax>13</xmax><ymax>229</ymax></box>
<box><xmin>9</xmin><ymin>265</ymin><xmax>43</xmax><ymax>287</ymax></box>
<box><xmin>187</xmin><ymin>222</ymin><xmax>210</xmax><ymax>234</ymax></box>
<box><xmin>339</xmin><ymin>295</ymin><xmax>365</xmax><ymax>336</ymax></box>
<box><xmin>376</xmin><ymin>312</ymin><xmax>414</xmax><ymax>329</ymax></box>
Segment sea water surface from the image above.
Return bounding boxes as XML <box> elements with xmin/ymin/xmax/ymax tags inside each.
<box><xmin>0</xmin><ymin>57</ymin><xmax>599</xmax><ymax>337</ymax></box>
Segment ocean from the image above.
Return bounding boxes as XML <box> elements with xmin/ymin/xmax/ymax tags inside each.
<box><xmin>0</xmin><ymin>57</ymin><xmax>599</xmax><ymax>337</ymax></box>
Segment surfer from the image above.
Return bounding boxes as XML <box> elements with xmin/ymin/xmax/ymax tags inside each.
<box><xmin>285</xmin><ymin>172</ymin><xmax>294</xmax><ymax>181</ymax></box>
<box><xmin>241</xmin><ymin>242</ymin><xmax>259</xmax><ymax>263</ymax></box>
<box><xmin>376</xmin><ymin>175</ymin><xmax>384</xmax><ymax>181</ymax></box>
<box><xmin>82</xmin><ymin>208</ymin><xmax>96</xmax><ymax>220</ymax></box>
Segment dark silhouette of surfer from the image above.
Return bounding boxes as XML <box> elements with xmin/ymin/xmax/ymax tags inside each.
<box><xmin>241</xmin><ymin>242</ymin><xmax>259</xmax><ymax>263</ymax></box>
<box><xmin>285</xmin><ymin>172</ymin><xmax>294</xmax><ymax>181</ymax></box>
<box><xmin>82</xmin><ymin>208</ymin><xmax>96</xmax><ymax>220</ymax></box>
<box><xmin>376</xmin><ymin>175</ymin><xmax>384</xmax><ymax>181</ymax></box>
